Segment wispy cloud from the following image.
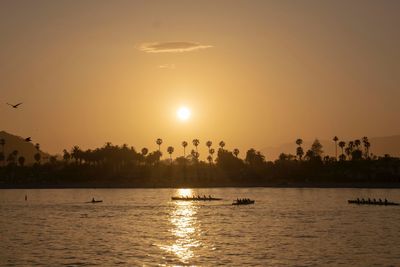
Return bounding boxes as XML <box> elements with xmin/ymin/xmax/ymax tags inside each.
<box><xmin>139</xmin><ymin>42</ymin><xmax>213</xmax><ymax>53</ymax></box>
<box><xmin>158</xmin><ymin>64</ymin><xmax>176</xmax><ymax>69</ymax></box>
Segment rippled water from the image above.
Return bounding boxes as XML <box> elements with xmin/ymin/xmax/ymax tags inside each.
<box><xmin>1</xmin><ymin>188</ymin><xmax>399</xmax><ymax>266</ymax></box>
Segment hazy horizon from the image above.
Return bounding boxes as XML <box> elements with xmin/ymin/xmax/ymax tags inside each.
<box><xmin>2</xmin><ymin>0</ymin><xmax>400</xmax><ymax>155</ymax></box>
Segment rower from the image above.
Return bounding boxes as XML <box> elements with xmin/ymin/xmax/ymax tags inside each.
<box><xmin>92</xmin><ymin>197</ymin><xmax>95</xmax><ymax>202</ymax></box>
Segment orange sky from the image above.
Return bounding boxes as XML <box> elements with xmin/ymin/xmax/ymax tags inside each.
<box><xmin>1</xmin><ymin>0</ymin><xmax>400</xmax><ymax>157</ymax></box>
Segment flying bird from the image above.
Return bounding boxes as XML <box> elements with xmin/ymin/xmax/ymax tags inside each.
<box><xmin>7</xmin><ymin>102</ymin><xmax>23</xmax><ymax>108</ymax></box>
<box><xmin>25</xmin><ymin>137</ymin><xmax>32</xmax><ymax>142</ymax></box>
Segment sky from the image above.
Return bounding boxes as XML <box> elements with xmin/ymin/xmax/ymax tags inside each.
<box><xmin>1</xmin><ymin>0</ymin><xmax>400</xmax><ymax>158</ymax></box>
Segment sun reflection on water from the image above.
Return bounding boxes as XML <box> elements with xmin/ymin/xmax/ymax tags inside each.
<box><xmin>160</xmin><ymin>189</ymin><xmax>201</xmax><ymax>264</ymax></box>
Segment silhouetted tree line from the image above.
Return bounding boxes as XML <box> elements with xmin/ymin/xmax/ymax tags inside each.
<box><xmin>0</xmin><ymin>138</ymin><xmax>45</xmax><ymax>168</ymax></box>
<box><xmin>0</xmin><ymin>137</ymin><xmax>400</xmax><ymax>188</ymax></box>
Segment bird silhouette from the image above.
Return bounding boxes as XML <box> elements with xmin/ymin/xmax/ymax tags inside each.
<box><xmin>25</xmin><ymin>137</ymin><xmax>32</xmax><ymax>142</ymax></box>
<box><xmin>7</xmin><ymin>102</ymin><xmax>23</xmax><ymax>108</ymax></box>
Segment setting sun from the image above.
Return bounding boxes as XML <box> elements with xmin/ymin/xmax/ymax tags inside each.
<box><xmin>177</xmin><ymin>106</ymin><xmax>191</xmax><ymax>121</ymax></box>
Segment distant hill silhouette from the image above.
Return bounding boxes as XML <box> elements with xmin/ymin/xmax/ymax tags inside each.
<box><xmin>262</xmin><ymin>135</ymin><xmax>400</xmax><ymax>160</ymax></box>
<box><xmin>0</xmin><ymin>131</ymin><xmax>49</xmax><ymax>165</ymax></box>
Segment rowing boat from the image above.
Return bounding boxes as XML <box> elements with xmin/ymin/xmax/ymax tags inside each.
<box><xmin>86</xmin><ymin>200</ymin><xmax>103</xmax><ymax>203</ymax></box>
<box><xmin>348</xmin><ymin>200</ymin><xmax>399</xmax><ymax>206</ymax></box>
<box><xmin>171</xmin><ymin>197</ymin><xmax>222</xmax><ymax>201</ymax></box>
<box><xmin>232</xmin><ymin>200</ymin><xmax>255</xmax><ymax>205</ymax></box>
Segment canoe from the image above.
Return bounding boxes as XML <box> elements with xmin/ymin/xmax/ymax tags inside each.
<box><xmin>232</xmin><ymin>200</ymin><xmax>255</xmax><ymax>205</ymax></box>
<box><xmin>348</xmin><ymin>200</ymin><xmax>399</xmax><ymax>206</ymax></box>
<box><xmin>171</xmin><ymin>197</ymin><xmax>222</xmax><ymax>201</ymax></box>
<box><xmin>87</xmin><ymin>200</ymin><xmax>103</xmax><ymax>203</ymax></box>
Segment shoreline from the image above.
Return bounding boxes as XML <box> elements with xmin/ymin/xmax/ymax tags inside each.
<box><xmin>1</xmin><ymin>182</ymin><xmax>400</xmax><ymax>189</ymax></box>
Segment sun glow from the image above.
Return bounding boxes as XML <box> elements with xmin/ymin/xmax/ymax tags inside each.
<box><xmin>177</xmin><ymin>188</ymin><xmax>192</xmax><ymax>197</ymax></box>
<box><xmin>177</xmin><ymin>106</ymin><xmax>191</xmax><ymax>121</ymax></box>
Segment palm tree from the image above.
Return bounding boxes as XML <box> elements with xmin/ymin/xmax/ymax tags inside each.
<box><xmin>141</xmin><ymin>147</ymin><xmax>148</xmax><ymax>165</ymax></box>
<box><xmin>206</xmin><ymin>140</ymin><xmax>212</xmax><ymax>151</ymax></box>
<box><xmin>333</xmin><ymin>136</ymin><xmax>339</xmax><ymax>160</ymax></box>
<box><xmin>192</xmin><ymin>139</ymin><xmax>200</xmax><ymax>152</ymax></box>
<box><xmin>208</xmin><ymin>148</ymin><xmax>215</xmax><ymax>160</ymax></box>
<box><xmin>141</xmin><ymin>147</ymin><xmax>148</xmax><ymax>157</ymax></box>
<box><xmin>207</xmin><ymin>155</ymin><xmax>213</xmax><ymax>165</ymax></box>
<box><xmin>295</xmin><ymin>138</ymin><xmax>303</xmax><ymax>160</ymax></box>
<box><xmin>296</xmin><ymin>147</ymin><xmax>304</xmax><ymax>160</ymax></box>
<box><xmin>348</xmin><ymin>141</ymin><xmax>354</xmax><ymax>151</ymax></box>
<box><xmin>156</xmin><ymin>138</ymin><xmax>163</xmax><ymax>152</ymax></box>
<box><xmin>208</xmin><ymin>148</ymin><xmax>215</xmax><ymax>165</ymax></box>
<box><xmin>209</xmin><ymin>148</ymin><xmax>215</xmax><ymax>157</ymax></box>
<box><xmin>233</xmin><ymin>148</ymin><xmax>239</xmax><ymax>158</ymax></box>
<box><xmin>338</xmin><ymin>141</ymin><xmax>346</xmax><ymax>160</ymax></box>
<box><xmin>191</xmin><ymin>149</ymin><xmax>199</xmax><ymax>162</ymax></box>
<box><xmin>362</xmin><ymin>136</ymin><xmax>370</xmax><ymax>159</ymax></box>
<box><xmin>182</xmin><ymin>141</ymin><xmax>188</xmax><ymax>157</ymax></box>
<box><xmin>296</xmin><ymin>138</ymin><xmax>303</xmax><ymax>146</ymax></box>
<box><xmin>354</xmin><ymin>139</ymin><xmax>361</xmax><ymax>149</ymax></box>
<box><xmin>167</xmin><ymin>146</ymin><xmax>174</xmax><ymax>163</ymax></box>
<box><xmin>63</xmin><ymin>149</ymin><xmax>71</xmax><ymax>162</ymax></box>
<box><xmin>219</xmin><ymin>141</ymin><xmax>225</xmax><ymax>151</ymax></box>
<box><xmin>71</xmin><ymin>146</ymin><xmax>81</xmax><ymax>164</ymax></box>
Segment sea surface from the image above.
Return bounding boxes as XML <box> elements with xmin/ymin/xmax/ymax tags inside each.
<box><xmin>0</xmin><ymin>188</ymin><xmax>399</xmax><ymax>266</ymax></box>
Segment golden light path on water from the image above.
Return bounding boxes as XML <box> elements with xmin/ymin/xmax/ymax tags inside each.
<box><xmin>160</xmin><ymin>189</ymin><xmax>202</xmax><ymax>264</ymax></box>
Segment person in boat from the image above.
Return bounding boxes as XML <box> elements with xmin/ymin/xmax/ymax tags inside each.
<box><xmin>373</xmin><ymin>198</ymin><xmax>377</xmax><ymax>203</ymax></box>
<box><xmin>384</xmin><ymin>198</ymin><xmax>388</xmax><ymax>205</ymax></box>
<box><xmin>356</xmin><ymin>198</ymin><xmax>360</xmax><ymax>204</ymax></box>
<box><xmin>92</xmin><ymin>197</ymin><xmax>95</xmax><ymax>202</ymax></box>
<box><xmin>379</xmin><ymin>198</ymin><xmax>382</xmax><ymax>203</ymax></box>
<box><xmin>208</xmin><ymin>195</ymin><xmax>212</xmax><ymax>199</ymax></box>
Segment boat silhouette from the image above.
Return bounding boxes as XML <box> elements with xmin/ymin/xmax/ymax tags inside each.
<box><xmin>232</xmin><ymin>199</ymin><xmax>255</xmax><ymax>205</ymax></box>
<box><xmin>348</xmin><ymin>199</ymin><xmax>399</xmax><ymax>206</ymax></box>
<box><xmin>171</xmin><ymin>196</ymin><xmax>222</xmax><ymax>201</ymax></box>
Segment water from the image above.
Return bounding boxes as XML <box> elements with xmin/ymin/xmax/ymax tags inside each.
<box><xmin>1</xmin><ymin>188</ymin><xmax>399</xmax><ymax>266</ymax></box>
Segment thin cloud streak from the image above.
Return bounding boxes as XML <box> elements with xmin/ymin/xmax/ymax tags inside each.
<box><xmin>139</xmin><ymin>42</ymin><xmax>213</xmax><ymax>53</ymax></box>
<box><xmin>158</xmin><ymin>64</ymin><xmax>176</xmax><ymax>69</ymax></box>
